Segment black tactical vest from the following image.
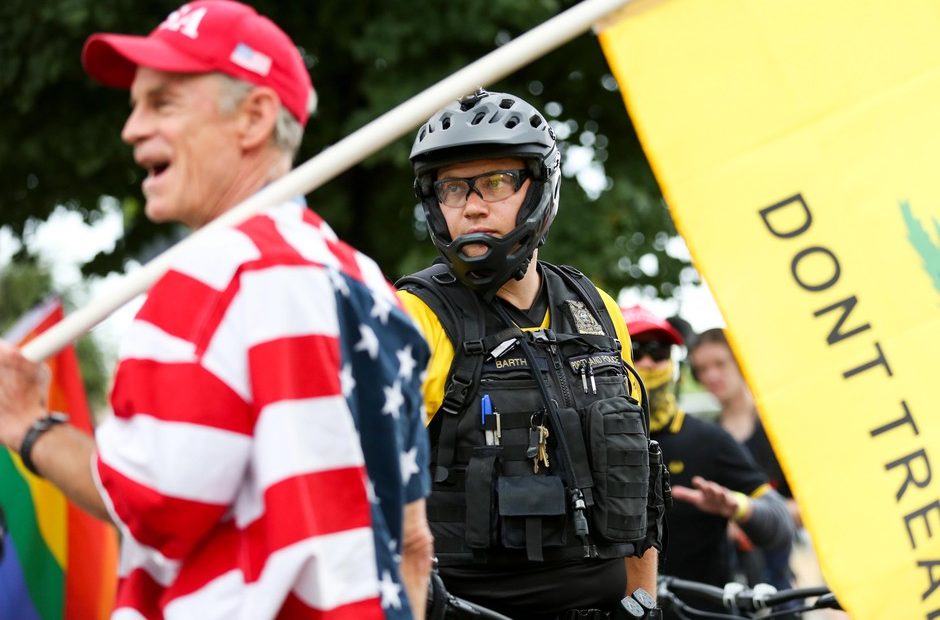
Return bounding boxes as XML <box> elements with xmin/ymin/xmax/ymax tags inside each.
<box><xmin>398</xmin><ymin>262</ymin><xmax>653</xmax><ymax>567</ymax></box>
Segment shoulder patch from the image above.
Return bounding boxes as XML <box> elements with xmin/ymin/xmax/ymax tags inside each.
<box><xmin>565</xmin><ymin>300</ymin><xmax>605</xmax><ymax>335</ymax></box>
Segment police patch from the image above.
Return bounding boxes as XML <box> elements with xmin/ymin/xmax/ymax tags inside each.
<box><xmin>565</xmin><ymin>300</ymin><xmax>604</xmax><ymax>335</ymax></box>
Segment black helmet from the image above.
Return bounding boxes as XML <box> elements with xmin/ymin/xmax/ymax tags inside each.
<box><xmin>410</xmin><ymin>89</ymin><xmax>561</xmax><ymax>296</ymax></box>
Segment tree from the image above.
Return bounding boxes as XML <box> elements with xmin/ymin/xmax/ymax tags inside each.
<box><xmin>0</xmin><ymin>0</ymin><xmax>692</xmax><ymax>297</ymax></box>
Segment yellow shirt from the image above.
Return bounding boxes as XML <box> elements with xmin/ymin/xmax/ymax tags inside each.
<box><xmin>397</xmin><ymin>285</ymin><xmax>639</xmax><ymax>424</ymax></box>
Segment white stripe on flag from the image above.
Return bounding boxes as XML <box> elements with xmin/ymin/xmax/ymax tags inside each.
<box><xmin>97</xmin><ymin>413</ymin><xmax>251</xmax><ymax>505</ymax></box>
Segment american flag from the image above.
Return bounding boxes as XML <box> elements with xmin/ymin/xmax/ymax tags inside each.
<box><xmin>229</xmin><ymin>42</ymin><xmax>272</xmax><ymax>77</ymax></box>
<box><xmin>94</xmin><ymin>200</ymin><xmax>429</xmax><ymax>619</ymax></box>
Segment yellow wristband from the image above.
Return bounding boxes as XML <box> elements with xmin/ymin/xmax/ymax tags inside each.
<box><xmin>732</xmin><ymin>492</ymin><xmax>750</xmax><ymax>521</ymax></box>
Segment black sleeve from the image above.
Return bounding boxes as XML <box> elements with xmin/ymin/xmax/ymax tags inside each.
<box><xmin>746</xmin><ymin>420</ymin><xmax>792</xmax><ymax>498</ymax></box>
<box><xmin>709</xmin><ymin>424</ymin><xmax>769</xmax><ymax>497</ymax></box>
<box><xmin>739</xmin><ymin>488</ymin><xmax>795</xmax><ymax>549</ymax></box>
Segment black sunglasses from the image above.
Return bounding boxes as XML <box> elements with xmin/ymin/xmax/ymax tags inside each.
<box><xmin>631</xmin><ymin>341</ymin><xmax>672</xmax><ymax>363</ymax></box>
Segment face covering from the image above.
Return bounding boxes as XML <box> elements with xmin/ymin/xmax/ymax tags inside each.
<box><xmin>637</xmin><ymin>360</ymin><xmax>678</xmax><ymax>433</ymax></box>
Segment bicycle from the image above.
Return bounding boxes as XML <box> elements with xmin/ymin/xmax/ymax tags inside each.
<box><xmin>427</xmin><ymin>566</ymin><xmax>662</xmax><ymax>620</ymax></box>
<box><xmin>658</xmin><ymin>575</ymin><xmax>841</xmax><ymax>619</ymax></box>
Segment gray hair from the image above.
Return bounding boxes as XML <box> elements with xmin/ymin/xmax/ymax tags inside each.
<box><xmin>214</xmin><ymin>74</ymin><xmax>310</xmax><ymax>159</ymax></box>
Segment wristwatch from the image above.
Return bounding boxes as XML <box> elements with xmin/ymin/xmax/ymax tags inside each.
<box><xmin>20</xmin><ymin>412</ymin><xmax>70</xmax><ymax>477</ymax></box>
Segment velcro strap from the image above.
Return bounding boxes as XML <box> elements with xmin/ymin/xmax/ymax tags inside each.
<box><xmin>608</xmin><ymin>480</ymin><xmax>648</xmax><ymax>498</ymax></box>
<box><xmin>426</xmin><ymin>503</ymin><xmax>465</xmax><ymax>522</ymax></box>
<box><xmin>607</xmin><ymin>511</ymin><xmax>647</xmax><ymax>531</ymax></box>
<box><xmin>604</xmin><ymin>416</ymin><xmax>644</xmax><ymax>434</ymax></box>
<box><xmin>608</xmin><ymin>449</ymin><xmax>648</xmax><ymax>467</ymax></box>
<box><xmin>465</xmin><ymin>447</ymin><xmax>501</xmax><ymax>549</ymax></box>
<box><xmin>457</xmin><ymin>444</ymin><xmax>529</xmax><ymax>462</ymax></box>
<box><xmin>526</xmin><ymin>517</ymin><xmax>544</xmax><ymax>562</ymax></box>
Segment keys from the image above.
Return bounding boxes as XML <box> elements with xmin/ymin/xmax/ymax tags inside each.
<box><xmin>533</xmin><ymin>424</ymin><xmax>550</xmax><ymax>473</ymax></box>
<box><xmin>526</xmin><ymin>427</ymin><xmax>540</xmax><ymax>460</ymax></box>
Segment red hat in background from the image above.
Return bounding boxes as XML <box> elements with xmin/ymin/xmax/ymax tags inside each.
<box><xmin>82</xmin><ymin>0</ymin><xmax>314</xmax><ymax>126</ymax></box>
<box><xmin>621</xmin><ymin>304</ymin><xmax>684</xmax><ymax>346</ymax></box>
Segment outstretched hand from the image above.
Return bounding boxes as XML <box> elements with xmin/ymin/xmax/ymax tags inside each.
<box><xmin>670</xmin><ymin>475</ymin><xmax>741</xmax><ymax>519</ymax></box>
<box><xmin>0</xmin><ymin>340</ymin><xmax>49</xmax><ymax>451</ymax></box>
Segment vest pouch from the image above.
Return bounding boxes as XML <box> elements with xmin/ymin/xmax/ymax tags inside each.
<box><xmin>583</xmin><ymin>396</ymin><xmax>649</xmax><ymax>542</ymax></box>
<box><xmin>465</xmin><ymin>446</ymin><xmax>502</xmax><ymax>549</ymax></box>
<box><xmin>553</xmin><ymin>406</ymin><xmax>596</xmax><ymax>498</ymax></box>
<box><xmin>497</xmin><ymin>475</ymin><xmax>567</xmax><ymax>561</ymax></box>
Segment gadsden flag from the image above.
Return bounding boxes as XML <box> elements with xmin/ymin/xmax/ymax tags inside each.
<box><xmin>599</xmin><ymin>1</ymin><xmax>940</xmax><ymax>618</ymax></box>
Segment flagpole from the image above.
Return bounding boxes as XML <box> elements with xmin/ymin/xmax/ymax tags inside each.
<box><xmin>21</xmin><ymin>0</ymin><xmax>633</xmax><ymax>363</ymax></box>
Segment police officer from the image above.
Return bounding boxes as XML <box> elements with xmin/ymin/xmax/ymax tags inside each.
<box><xmin>398</xmin><ymin>90</ymin><xmax>663</xmax><ymax>620</ymax></box>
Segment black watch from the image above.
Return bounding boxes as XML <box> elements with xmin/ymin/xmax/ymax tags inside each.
<box><xmin>20</xmin><ymin>412</ymin><xmax>70</xmax><ymax>477</ymax></box>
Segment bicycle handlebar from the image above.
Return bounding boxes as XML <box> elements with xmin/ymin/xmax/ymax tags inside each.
<box><xmin>658</xmin><ymin>576</ymin><xmax>841</xmax><ymax>618</ymax></box>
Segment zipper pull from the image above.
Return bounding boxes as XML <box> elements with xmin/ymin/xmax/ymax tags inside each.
<box><xmin>588</xmin><ymin>364</ymin><xmax>597</xmax><ymax>394</ymax></box>
<box><xmin>580</xmin><ymin>366</ymin><xmax>588</xmax><ymax>393</ymax></box>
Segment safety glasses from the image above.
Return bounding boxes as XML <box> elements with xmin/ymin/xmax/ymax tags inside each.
<box><xmin>433</xmin><ymin>169</ymin><xmax>529</xmax><ymax>208</ymax></box>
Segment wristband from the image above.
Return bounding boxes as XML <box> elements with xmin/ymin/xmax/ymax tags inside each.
<box><xmin>731</xmin><ymin>491</ymin><xmax>750</xmax><ymax>521</ymax></box>
<box><xmin>20</xmin><ymin>413</ymin><xmax>70</xmax><ymax>477</ymax></box>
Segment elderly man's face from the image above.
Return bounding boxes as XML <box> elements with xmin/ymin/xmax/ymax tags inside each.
<box><xmin>122</xmin><ymin>68</ymin><xmax>243</xmax><ymax>228</ymax></box>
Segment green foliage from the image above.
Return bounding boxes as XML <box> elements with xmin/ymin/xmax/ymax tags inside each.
<box><xmin>0</xmin><ymin>261</ymin><xmax>109</xmax><ymax>411</ymax></box>
<box><xmin>0</xmin><ymin>0</ymin><xmax>691</xmax><ymax>297</ymax></box>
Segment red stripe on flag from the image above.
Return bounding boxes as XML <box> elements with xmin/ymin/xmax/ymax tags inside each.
<box><xmin>136</xmin><ymin>271</ymin><xmax>224</xmax><ymax>343</ymax></box>
<box><xmin>111</xmin><ymin>359</ymin><xmax>250</xmax><ymax>433</ymax></box>
<box><xmin>166</xmin><ymin>467</ymin><xmax>372</xmax><ymax>598</ymax></box>
<box><xmin>323</xmin><ymin>237</ymin><xmax>363</xmax><ymax>282</ymax></box>
<box><xmin>163</xmin><ymin>519</ymin><xmax>239</xmax><ymax>600</ymax></box>
<box><xmin>278</xmin><ymin>591</ymin><xmax>385</xmax><ymax>620</ymax></box>
<box><xmin>245</xmin><ymin>467</ymin><xmax>373</xmax><ymax>575</ymax></box>
<box><xmin>248</xmin><ymin>334</ymin><xmax>342</xmax><ymax>413</ymax></box>
<box><xmin>96</xmin><ymin>460</ymin><xmax>229</xmax><ymax>560</ymax></box>
<box><xmin>114</xmin><ymin>570</ymin><xmax>165</xmax><ymax>620</ymax></box>
<box><xmin>238</xmin><ymin>214</ymin><xmax>306</xmax><ymax>263</ymax></box>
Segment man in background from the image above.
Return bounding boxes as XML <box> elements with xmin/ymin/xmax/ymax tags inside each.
<box><xmin>622</xmin><ymin>305</ymin><xmax>792</xmax><ymax>613</ymax></box>
<box><xmin>690</xmin><ymin>328</ymin><xmax>800</xmax><ymax>592</ymax></box>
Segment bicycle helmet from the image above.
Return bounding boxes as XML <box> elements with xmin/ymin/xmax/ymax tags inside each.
<box><xmin>410</xmin><ymin>89</ymin><xmax>561</xmax><ymax>296</ymax></box>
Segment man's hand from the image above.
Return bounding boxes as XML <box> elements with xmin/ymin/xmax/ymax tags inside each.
<box><xmin>671</xmin><ymin>475</ymin><xmax>749</xmax><ymax>520</ymax></box>
<box><xmin>0</xmin><ymin>341</ymin><xmax>49</xmax><ymax>451</ymax></box>
<box><xmin>400</xmin><ymin>499</ymin><xmax>433</xmax><ymax>620</ymax></box>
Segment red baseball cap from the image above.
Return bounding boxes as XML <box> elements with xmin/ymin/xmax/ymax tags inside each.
<box><xmin>82</xmin><ymin>1</ymin><xmax>314</xmax><ymax>126</ymax></box>
<box><xmin>620</xmin><ymin>305</ymin><xmax>684</xmax><ymax>346</ymax></box>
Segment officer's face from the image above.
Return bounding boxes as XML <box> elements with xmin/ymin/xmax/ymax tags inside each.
<box><xmin>436</xmin><ymin>157</ymin><xmax>530</xmax><ymax>257</ymax></box>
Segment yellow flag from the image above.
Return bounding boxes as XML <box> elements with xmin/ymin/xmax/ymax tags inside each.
<box><xmin>599</xmin><ymin>1</ymin><xmax>940</xmax><ymax>618</ymax></box>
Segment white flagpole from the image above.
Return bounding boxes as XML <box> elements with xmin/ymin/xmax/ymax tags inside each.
<box><xmin>21</xmin><ymin>0</ymin><xmax>633</xmax><ymax>362</ymax></box>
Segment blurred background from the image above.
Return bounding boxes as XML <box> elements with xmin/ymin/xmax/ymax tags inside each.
<box><xmin>0</xmin><ymin>0</ymin><xmax>726</xmax><ymax>410</ymax></box>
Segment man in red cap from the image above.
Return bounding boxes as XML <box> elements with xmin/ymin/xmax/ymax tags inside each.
<box><xmin>622</xmin><ymin>305</ymin><xmax>793</xmax><ymax>616</ymax></box>
<box><xmin>0</xmin><ymin>3</ymin><xmax>432</xmax><ymax>619</ymax></box>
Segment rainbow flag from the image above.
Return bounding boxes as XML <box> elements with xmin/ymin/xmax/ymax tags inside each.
<box><xmin>0</xmin><ymin>299</ymin><xmax>118</xmax><ymax>620</ymax></box>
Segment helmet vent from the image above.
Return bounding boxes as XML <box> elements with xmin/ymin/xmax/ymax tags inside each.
<box><xmin>529</xmin><ymin>115</ymin><xmax>543</xmax><ymax>128</ymax></box>
<box><xmin>419</xmin><ymin>127</ymin><xmax>427</xmax><ymax>140</ymax></box>
<box><xmin>488</xmin><ymin>112</ymin><xmax>502</xmax><ymax>124</ymax></box>
<box><xmin>441</xmin><ymin>115</ymin><xmax>452</xmax><ymax>130</ymax></box>
<box><xmin>499</xmin><ymin>98</ymin><xmax>515</xmax><ymax>109</ymax></box>
<box><xmin>504</xmin><ymin>115</ymin><xmax>520</xmax><ymax>129</ymax></box>
<box><xmin>471</xmin><ymin>112</ymin><xmax>487</xmax><ymax>125</ymax></box>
